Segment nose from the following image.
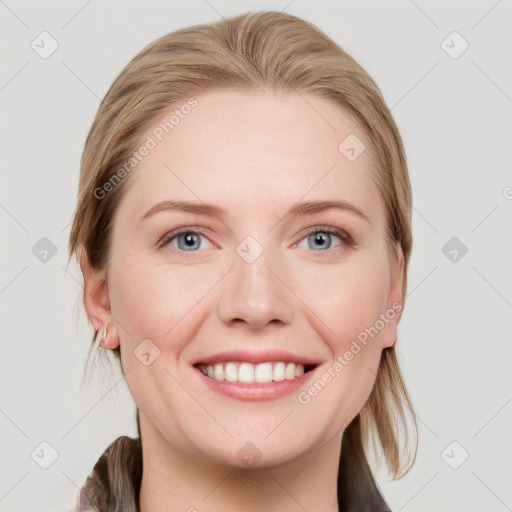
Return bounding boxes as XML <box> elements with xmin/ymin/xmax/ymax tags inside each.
<box><xmin>217</xmin><ymin>243</ymin><xmax>294</xmax><ymax>330</ymax></box>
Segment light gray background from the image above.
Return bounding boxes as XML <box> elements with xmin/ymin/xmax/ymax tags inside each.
<box><xmin>1</xmin><ymin>1</ymin><xmax>511</xmax><ymax>511</ymax></box>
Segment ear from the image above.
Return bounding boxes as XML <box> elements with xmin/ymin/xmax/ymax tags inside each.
<box><xmin>381</xmin><ymin>244</ymin><xmax>406</xmax><ymax>349</ymax></box>
<box><xmin>79</xmin><ymin>245</ymin><xmax>120</xmax><ymax>350</ymax></box>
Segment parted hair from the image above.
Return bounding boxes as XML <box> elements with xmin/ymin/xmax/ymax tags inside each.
<box><xmin>69</xmin><ymin>10</ymin><xmax>417</xmax><ymax>512</ymax></box>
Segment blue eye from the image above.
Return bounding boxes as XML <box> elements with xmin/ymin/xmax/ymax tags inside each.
<box><xmin>298</xmin><ymin>227</ymin><xmax>353</xmax><ymax>251</ymax></box>
<box><xmin>307</xmin><ymin>232</ymin><xmax>333</xmax><ymax>250</ymax></box>
<box><xmin>159</xmin><ymin>229</ymin><xmax>213</xmax><ymax>252</ymax></box>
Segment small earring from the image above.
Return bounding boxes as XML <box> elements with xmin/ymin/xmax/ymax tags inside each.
<box><xmin>95</xmin><ymin>326</ymin><xmax>108</xmax><ymax>348</ymax></box>
<box><xmin>101</xmin><ymin>327</ymin><xmax>108</xmax><ymax>347</ymax></box>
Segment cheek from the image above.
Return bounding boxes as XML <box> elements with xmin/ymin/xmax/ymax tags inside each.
<box><xmin>290</xmin><ymin>251</ymin><xmax>392</xmax><ymax>422</ymax></box>
<box><xmin>108</xmin><ymin>256</ymin><xmax>221</xmax><ymax>409</ymax></box>
<box><xmin>109</xmin><ymin>254</ymin><xmax>223</xmax><ymax>343</ymax></box>
<box><xmin>292</xmin><ymin>252</ymin><xmax>391</xmax><ymax>348</ymax></box>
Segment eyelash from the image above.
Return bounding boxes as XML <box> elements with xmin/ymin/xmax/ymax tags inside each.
<box><xmin>158</xmin><ymin>225</ymin><xmax>355</xmax><ymax>254</ymax></box>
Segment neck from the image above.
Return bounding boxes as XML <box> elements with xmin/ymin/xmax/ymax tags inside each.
<box><xmin>138</xmin><ymin>421</ymin><xmax>342</xmax><ymax>512</ymax></box>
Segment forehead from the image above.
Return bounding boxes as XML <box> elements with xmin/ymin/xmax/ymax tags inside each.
<box><xmin>118</xmin><ymin>89</ymin><xmax>385</xmax><ymax>227</ymax></box>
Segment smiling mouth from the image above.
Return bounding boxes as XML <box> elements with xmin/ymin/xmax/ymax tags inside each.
<box><xmin>194</xmin><ymin>361</ymin><xmax>318</xmax><ymax>384</ymax></box>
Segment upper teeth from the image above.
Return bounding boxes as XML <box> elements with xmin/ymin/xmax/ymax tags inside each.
<box><xmin>198</xmin><ymin>362</ymin><xmax>305</xmax><ymax>383</ymax></box>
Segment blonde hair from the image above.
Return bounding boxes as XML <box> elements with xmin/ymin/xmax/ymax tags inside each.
<box><xmin>69</xmin><ymin>10</ymin><xmax>417</xmax><ymax>511</ymax></box>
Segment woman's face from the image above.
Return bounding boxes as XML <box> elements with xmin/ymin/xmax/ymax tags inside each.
<box><xmin>87</xmin><ymin>89</ymin><xmax>404</xmax><ymax>468</ymax></box>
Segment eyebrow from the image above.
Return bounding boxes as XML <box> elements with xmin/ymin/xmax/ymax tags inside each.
<box><xmin>140</xmin><ymin>199</ymin><xmax>370</xmax><ymax>224</ymax></box>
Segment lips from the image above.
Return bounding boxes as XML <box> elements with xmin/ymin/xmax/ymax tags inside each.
<box><xmin>192</xmin><ymin>349</ymin><xmax>321</xmax><ymax>367</ymax></box>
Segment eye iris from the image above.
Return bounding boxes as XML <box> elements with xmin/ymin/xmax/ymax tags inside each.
<box><xmin>178</xmin><ymin>232</ymin><xmax>201</xmax><ymax>250</ymax></box>
<box><xmin>309</xmin><ymin>232</ymin><xmax>331</xmax><ymax>250</ymax></box>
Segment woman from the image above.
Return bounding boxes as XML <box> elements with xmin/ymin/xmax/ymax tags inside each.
<box><xmin>69</xmin><ymin>10</ymin><xmax>417</xmax><ymax>512</ymax></box>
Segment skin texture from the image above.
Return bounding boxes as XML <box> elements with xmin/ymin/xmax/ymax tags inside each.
<box><xmin>81</xmin><ymin>89</ymin><xmax>405</xmax><ymax>512</ymax></box>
